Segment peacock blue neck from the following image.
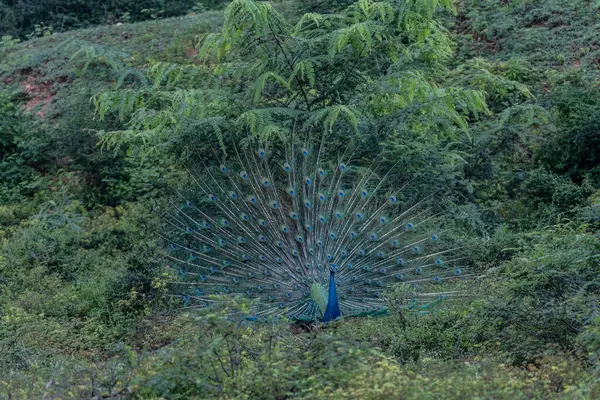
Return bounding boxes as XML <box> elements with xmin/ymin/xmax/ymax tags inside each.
<box><xmin>322</xmin><ymin>269</ymin><xmax>342</xmax><ymax>322</ymax></box>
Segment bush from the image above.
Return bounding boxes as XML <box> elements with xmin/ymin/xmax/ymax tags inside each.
<box><xmin>0</xmin><ymin>0</ymin><xmax>229</xmax><ymax>38</ymax></box>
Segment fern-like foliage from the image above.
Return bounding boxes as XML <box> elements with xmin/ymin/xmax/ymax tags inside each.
<box><xmin>90</xmin><ymin>0</ymin><xmax>489</xmax><ymax>161</ymax></box>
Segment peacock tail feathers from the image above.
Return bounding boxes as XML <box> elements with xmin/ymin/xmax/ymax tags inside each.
<box><xmin>163</xmin><ymin>134</ymin><xmax>466</xmax><ymax>322</ymax></box>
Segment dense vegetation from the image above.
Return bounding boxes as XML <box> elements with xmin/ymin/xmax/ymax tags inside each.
<box><xmin>0</xmin><ymin>0</ymin><xmax>228</xmax><ymax>38</ymax></box>
<box><xmin>0</xmin><ymin>0</ymin><xmax>598</xmax><ymax>398</ymax></box>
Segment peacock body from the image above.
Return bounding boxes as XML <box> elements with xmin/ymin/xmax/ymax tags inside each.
<box><xmin>165</xmin><ymin>136</ymin><xmax>464</xmax><ymax>322</ymax></box>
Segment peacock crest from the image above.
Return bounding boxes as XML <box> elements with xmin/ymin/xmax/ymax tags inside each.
<box><xmin>164</xmin><ymin>135</ymin><xmax>465</xmax><ymax>322</ymax></box>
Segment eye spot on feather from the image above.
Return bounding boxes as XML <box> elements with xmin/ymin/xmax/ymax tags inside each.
<box><xmin>288</xmin><ymin>187</ymin><xmax>295</xmax><ymax>196</ymax></box>
<box><xmin>431</xmin><ymin>234</ymin><xmax>438</xmax><ymax>241</ymax></box>
<box><xmin>389</xmin><ymin>195</ymin><xmax>397</xmax><ymax>203</ymax></box>
<box><xmin>340</xmin><ymin>249</ymin><xmax>348</xmax><ymax>256</ymax></box>
<box><xmin>220</xmin><ymin>218</ymin><xmax>229</xmax><ymax>227</ymax></box>
<box><xmin>435</xmin><ymin>259</ymin><xmax>443</xmax><ymax>265</ymax></box>
<box><xmin>296</xmin><ymin>235</ymin><xmax>304</xmax><ymax>243</ymax></box>
<box><xmin>305</xmin><ymin>224</ymin><xmax>313</xmax><ymax>232</ymax></box>
<box><xmin>281</xmin><ymin>225</ymin><xmax>289</xmax><ymax>233</ymax></box>
<box><xmin>259</xmin><ymin>255</ymin><xmax>266</xmax><ymax>261</ymax></box>
<box><xmin>349</xmin><ymin>231</ymin><xmax>358</xmax><ymax>239</ymax></box>
<box><xmin>361</xmin><ymin>189</ymin><xmax>368</xmax><ymax>198</ymax></box>
<box><xmin>289</xmin><ymin>211</ymin><xmax>298</xmax><ymax>220</ymax></box>
<box><xmin>355</xmin><ymin>212</ymin><xmax>363</xmax><ymax>220</ymax></box>
<box><xmin>335</xmin><ymin>211</ymin><xmax>343</xmax><ymax>219</ymax></box>
<box><xmin>258</xmin><ymin>219</ymin><xmax>267</xmax><ymax>227</ymax></box>
<box><xmin>416</xmin><ymin>267</ymin><xmax>422</xmax><ymax>274</ymax></box>
<box><xmin>257</xmin><ymin>148</ymin><xmax>266</xmax><ymax>158</ymax></box>
<box><xmin>377</xmin><ymin>251</ymin><xmax>385</xmax><ymax>258</ymax></box>
<box><xmin>305</xmin><ymin>176</ymin><xmax>312</xmax><ymax>185</ymax></box>
<box><xmin>406</xmin><ymin>222</ymin><xmax>414</xmax><ymax>229</ymax></box>
<box><xmin>317</xmin><ymin>240</ymin><xmax>324</xmax><ymax>247</ymax></box>
<box><xmin>455</xmin><ymin>268</ymin><xmax>462</xmax><ymax>275</ymax></box>
<box><xmin>358</xmin><ymin>249</ymin><xmax>366</xmax><ymax>256</ymax></box>
<box><xmin>347</xmin><ymin>264</ymin><xmax>353</xmax><ymax>269</ymax></box>
<box><xmin>276</xmin><ymin>257</ymin><xmax>284</xmax><ymax>263</ymax></box>
<box><xmin>363</xmin><ymin>265</ymin><xmax>370</xmax><ymax>271</ymax></box>
<box><xmin>379</xmin><ymin>216</ymin><xmax>387</xmax><ymax>224</ymax></box>
<box><xmin>229</xmin><ymin>191</ymin><xmax>238</xmax><ymax>199</ymax></box>
<box><xmin>391</xmin><ymin>239</ymin><xmax>398</xmax><ymax>247</ymax></box>
<box><xmin>276</xmin><ymin>240</ymin><xmax>284</xmax><ymax>247</ymax></box>
<box><xmin>247</xmin><ymin>195</ymin><xmax>257</xmax><ymax>204</ymax></box>
<box><xmin>186</xmin><ymin>201</ymin><xmax>193</xmax><ymax>207</ymax></box>
<box><xmin>433</xmin><ymin>276</ymin><xmax>440</xmax><ymax>282</ymax></box>
<box><xmin>318</xmin><ymin>193</ymin><xmax>326</xmax><ymax>201</ymax></box>
<box><xmin>265</xmin><ymin>270</ymin><xmax>271</xmax><ymax>276</ymax></box>
<box><xmin>258</xmin><ymin>235</ymin><xmax>266</xmax><ymax>242</ymax></box>
<box><xmin>412</xmin><ymin>246</ymin><xmax>420</xmax><ymax>253</ymax></box>
<box><xmin>308</xmin><ymin>248</ymin><xmax>315</xmax><ymax>255</ymax></box>
<box><xmin>270</xmin><ymin>201</ymin><xmax>279</xmax><ymax>209</ymax></box>
<box><xmin>210</xmin><ymin>266</ymin><xmax>217</xmax><ymax>272</ymax></box>
<box><xmin>262</xmin><ymin>178</ymin><xmax>270</xmax><ymax>187</ymax></box>
<box><xmin>219</xmin><ymin>165</ymin><xmax>227</xmax><ymax>173</ymax></box>
<box><xmin>339</xmin><ymin>163</ymin><xmax>347</xmax><ymax>172</ymax></box>
<box><xmin>208</xmin><ymin>194</ymin><xmax>217</xmax><ymax>201</ymax></box>
<box><xmin>202</xmin><ymin>221</ymin><xmax>211</xmax><ymax>229</ymax></box>
<box><xmin>240</xmin><ymin>171</ymin><xmax>248</xmax><ymax>180</ymax></box>
<box><xmin>237</xmin><ymin>236</ymin><xmax>247</xmax><ymax>243</ymax></box>
<box><xmin>239</xmin><ymin>213</ymin><xmax>249</xmax><ymax>221</ymax></box>
<box><xmin>186</xmin><ymin>227</ymin><xmax>193</xmax><ymax>233</ymax></box>
<box><xmin>396</xmin><ymin>273</ymin><xmax>403</xmax><ymax>280</ymax></box>
<box><xmin>396</xmin><ymin>258</ymin><xmax>405</xmax><ymax>265</ymax></box>
<box><xmin>318</xmin><ymin>168</ymin><xmax>325</xmax><ymax>176</ymax></box>
<box><xmin>369</xmin><ymin>232</ymin><xmax>378</xmax><ymax>240</ymax></box>
<box><xmin>242</xmin><ymin>254</ymin><xmax>249</xmax><ymax>260</ymax></box>
<box><xmin>301</xmin><ymin>148</ymin><xmax>310</xmax><ymax>157</ymax></box>
<box><xmin>217</xmin><ymin>238</ymin><xmax>226</xmax><ymax>246</ymax></box>
<box><xmin>319</xmin><ymin>215</ymin><xmax>326</xmax><ymax>223</ymax></box>
<box><xmin>292</xmin><ymin>250</ymin><xmax>299</xmax><ymax>256</ymax></box>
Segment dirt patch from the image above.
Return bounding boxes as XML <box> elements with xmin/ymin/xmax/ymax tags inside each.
<box><xmin>21</xmin><ymin>73</ymin><xmax>54</xmax><ymax>120</ymax></box>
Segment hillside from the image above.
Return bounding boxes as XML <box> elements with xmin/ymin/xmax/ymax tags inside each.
<box><xmin>0</xmin><ymin>0</ymin><xmax>598</xmax><ymax>398</ymax></box>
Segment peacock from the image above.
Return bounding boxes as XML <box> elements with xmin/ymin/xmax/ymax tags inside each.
<box><xmin>163</xmin><ymin>134</ymin><xmax>465</xmax><ymax>323</ymax></box>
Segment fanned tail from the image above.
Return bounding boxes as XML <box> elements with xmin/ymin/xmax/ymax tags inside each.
<box><xmin>163</xmin><ymin>133</ymin><xmax>467</xmax><ymax>321</ymax></box>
